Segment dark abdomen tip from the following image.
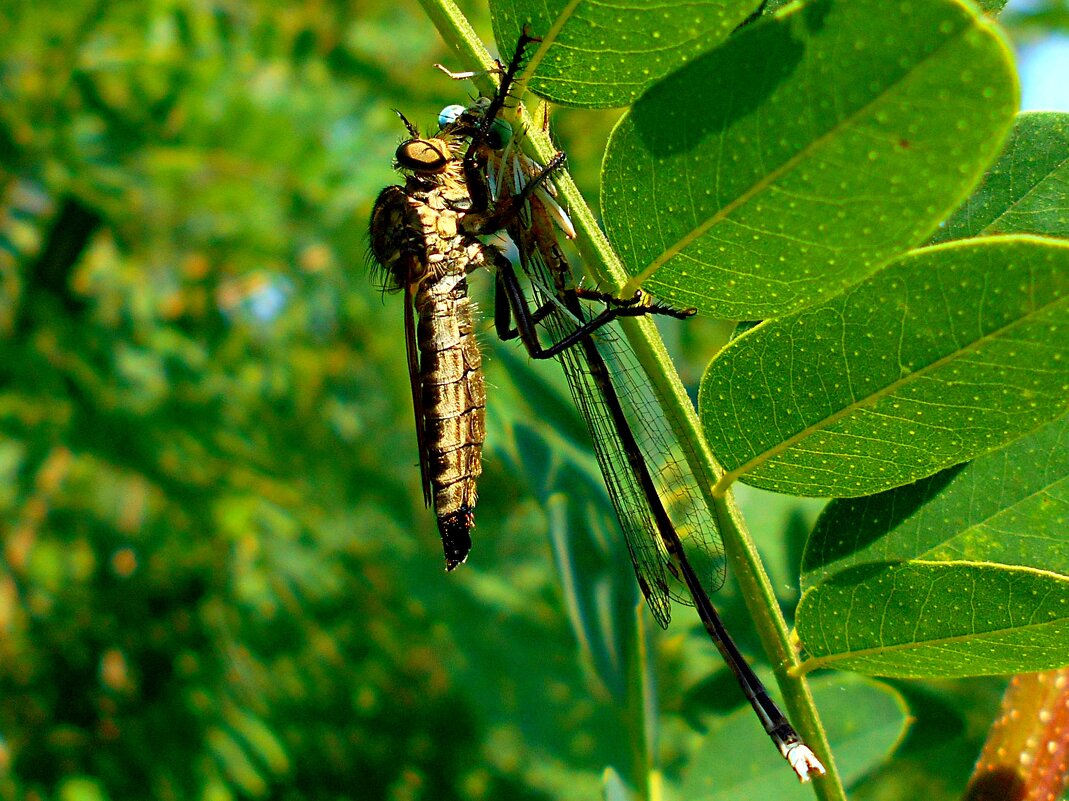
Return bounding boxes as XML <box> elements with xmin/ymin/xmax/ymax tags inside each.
<box><xmin>438</xmin><ymin>507</ymin><xmax>474</xmax><ymax>570</ymax></box>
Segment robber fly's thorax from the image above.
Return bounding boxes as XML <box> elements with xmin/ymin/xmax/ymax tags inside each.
<box><xmin>370</xmin><ymin>133</ymin><xmax>484</xmax><ymax>293</ymax></box>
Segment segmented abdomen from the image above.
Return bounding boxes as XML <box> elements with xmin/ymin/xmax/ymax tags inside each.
<box><xmin>415</xmin><ymin>276</ymin><xmax>485</xmax><ymax>570</ymax></box>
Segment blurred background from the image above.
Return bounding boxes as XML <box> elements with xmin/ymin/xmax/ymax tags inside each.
<box><xmin>0</xmin><ymin>1</ymin><xmax>1066</xmax><ymax>800</ymax></box>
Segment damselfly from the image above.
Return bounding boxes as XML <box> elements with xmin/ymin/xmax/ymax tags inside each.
<box><xmin>434</xmin><ymin>32</ymin><xmax>825</xmax><ymax>781</ymax></box>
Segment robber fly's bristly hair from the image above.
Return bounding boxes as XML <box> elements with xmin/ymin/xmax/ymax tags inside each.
<box><xmin>364</xmin><ymin>224</ymin><xmax>397</xmax><ymax>298</ymax></box>
<box><xmin>365</xmin><ymin>190</ymin><xmax>387</xmax><ymax>293</ymax></box>
<box><xmin>365</xmin><ymin>110</ymin><xmax>424</xmax><ymax>296</ymax></box>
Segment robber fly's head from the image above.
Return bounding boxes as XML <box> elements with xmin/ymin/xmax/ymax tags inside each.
<box><xmin>390</xmin><ymin>110</ymin><xmax>465</xmax><ymax>181</ymax></box>
<box><xmin>438</xmin><ymin>99</ymin><xmax>513</xmax><ymax>151</ymax></box>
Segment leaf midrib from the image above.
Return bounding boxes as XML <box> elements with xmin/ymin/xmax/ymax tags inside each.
<box><xmin>802</xmin><ymin>611</ymin><xmax>1069</xmax><ymax>671</ymax></box>
<box><xmin>524</xmin><ymin>0</ymin><xmax>581</xmax><ymax>82</ymax></box>
<box><xmin>799</xmin><ymin>560</ymin><xmax>1069</xmax><ymax>672</ymax></box>
<box><xmin>982</xmin><ymin>145</ymin><xmax>1069</xmax><ymax>234</ymax></box>
<box><xmin>714</xmin><ymin>263</ymin><xmax>1069</xmax><ymax>491</ymax></box>
<box><xmin>627</xmin><ymin>7</ymin><xmax>981</xmax><ymax>289</ymax></box>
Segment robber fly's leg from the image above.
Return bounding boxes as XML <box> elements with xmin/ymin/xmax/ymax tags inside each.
<box><xmin>495</xmin><ymin>257</ymin><xmax>694</xmax><ymax>360</ymax></box>
<box><xmin>495</xmin><ymin>260</ymin><xmax>621</xmax><ymax>359</ymax></box>
<box><xmin>494</xmin><ymin>268</ymin><xmax>515</xmax><ymax>339</ymax></box>
<box><xmin>465</xmin><ymin>146</ymin><xmax>493</xmax><ymax>214</ymax></box>
<box><xmin>494</xmin><ymin>255</ymin><xmax>584</xmax><ymax>356</ymax></box>
<box><xmin>572</xmin><ymin>286</ymin><xmax>640</xmax><ymax>306</ymax></box>
<box><xmin>464</xmin><ymin>152</ymin><xmax>567</xmax><ymax>235</ymax></box>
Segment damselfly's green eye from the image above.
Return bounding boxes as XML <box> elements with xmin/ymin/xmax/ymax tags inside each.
<box><xmin>486</xmin><ymin>117</ymin><xmax>512</xmax><ymax>150</ymax></box>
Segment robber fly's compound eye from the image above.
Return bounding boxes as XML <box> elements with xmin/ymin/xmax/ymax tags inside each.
<box><xmin>396</xmin><ymin>138</ymin><xmax>450</xmax><ymax>173</ymax></box>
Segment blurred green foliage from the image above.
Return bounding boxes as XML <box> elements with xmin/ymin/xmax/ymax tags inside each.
<box><xmin>0</xmin><ymin>1</ymin><xmax>1058</xmax><ymax>801</ymax></box>
<box><xmin>0</xmin><ymin>1</ymin><xmax>725</xmax><ymax>799</ymax></box>
<box><xmin>0</xmin><ymin>1</ymin><xmax>575</xmax><ymax>799</ymax></box>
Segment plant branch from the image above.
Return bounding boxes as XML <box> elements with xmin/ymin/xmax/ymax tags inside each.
<box><xmin>415</xmin><ymin>0</ymin><xmax>497</xmax><ymax>94</ymax></box>
<box><xmin>416</xmin><ymin>0</ymin><xmax>844</xmax><ymax>796</ymax></box>
<box><xmin>512</xmin><ymin>98</ymin><xmax>847</xmax><ymax>799</ymax></box>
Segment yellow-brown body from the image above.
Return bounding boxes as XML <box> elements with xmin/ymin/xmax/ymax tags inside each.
<box><xmin>370</xmin><ymin>133</ymin><xmax>503</xmax><ymax>569</ymax></box>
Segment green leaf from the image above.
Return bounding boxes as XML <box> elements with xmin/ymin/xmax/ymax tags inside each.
<box><xmin>544</xmin><ymin>479</ymin><xmax>638</xmax><ymax>698</ymax></box>
<box><xmin>699</xmin><ymin>236</ymin><xmax>1069</xmax><ymax>497</ymax></box>
<box><xmin>488</xmin><ymin>346</ymin><xmax>640</xmax><ymax>698</ymax></box>
<box><xmin>601</xmin><ymin>0</ymin><xmax>1018</xmax><ymax>318</ymax></box>
<box><xmin>796</xmin><ymin>561</ymin><xmax>1069</xmax><ymax>677</ymax></box>
<box><xmin>931</xmin><ymin>111</ymin><xmax>1069</xmax><ymax>243</ymax></box>
<box><xmin>678</xmin><ymin>675</ymin><xmax>909</xmax><ymax>800</ymax></box>
<box><xmin>801</xmin><ymin>413</ymin><xmax>1069</xmax><ymax>589</ymax></box>
<box><xmin>489</xmin><ymin>0</ymin><xmax>760</xmax><ymax>108</ymax></box>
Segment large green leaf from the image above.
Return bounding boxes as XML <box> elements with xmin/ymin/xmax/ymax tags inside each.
<box><xmin>801</xmin><ymin>413</ymin><xmax>1069</xmax><ymax>589</ymax></box>
<box><xmin>699</xmin><ymin>236</ymin><xmax>1069</xmax><ymax>497</ymax></box>
<box><xmin>487</xmin><ymin>345</ymin><xmax>643</xmax><ymax>699</ymax></box>
<box><xmin>677</xmin><ymin>675</ymin><xmax>909</xmax><ymax>800</ymax></box>
<box><xmin>931</xmin><ymin>111</ymin><xmax>1069</xmax><ymax>243</ymax></box>
<box><xmin>601</xmin><ymin>0</ymin><xmax>1018</xmax><ymax>318</ymax></box>
<box><xmin>796</xmin><ymin>561</ymin><xmax>1069</xmax><ymax>677</ymax></box>
<box><xmin>489</xmin><ymin>0</ymin><xmax>759</xmax><ymax>108</ymax></box>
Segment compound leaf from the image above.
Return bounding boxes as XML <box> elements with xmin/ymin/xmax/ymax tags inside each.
<box><xmin>602</xmin><ymin>0</ymin><xmax>1017</xmax><ymax>318</ymax></box>
<box><xmin>699</xmin><ymin>236</ymin><xmax>1069</xmax><ymax>497</ymax></box>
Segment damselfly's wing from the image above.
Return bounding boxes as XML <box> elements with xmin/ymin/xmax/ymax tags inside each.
<box><xmin>498</xmin><ymin>148</ymin><xmax>726</xmax><ymax>626</ymax></box>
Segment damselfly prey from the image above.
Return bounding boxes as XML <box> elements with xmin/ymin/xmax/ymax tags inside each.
<box><xmin>372</xmin><ymin>30</ymin><xmax>825</xmax><ymax>781</ymax></box>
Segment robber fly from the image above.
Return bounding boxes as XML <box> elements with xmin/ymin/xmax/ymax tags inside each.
<box><xmin>368</xmin><ymin>44</ymin><xmax>565</xmax><ymax>569</ymax></box>
<box><xmin>433</xmin><ymin>32</ymin><xmax>825</xmax><ymax>781</ymax></box>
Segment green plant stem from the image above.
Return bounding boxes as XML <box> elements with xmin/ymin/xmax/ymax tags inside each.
<box><xmin>711</xmin><ymin>493</ymin><xmax>841</xmax><ymax>794</ymax></box>
<box><xmin>415</xmin><ymin>0</ymin><xmax>498</xmax><ymax>89</ymax></box>
<box><xmin>416</xmin><ymin>1</ymin><xmax>845</xmax><ymax>797</ymax></box>
<box><xmin>623</xmin><ymin>604</ymin><xmax>656</xmax><ymax>801</ymax></box>
<box><xmin>615</xmin><ymin>313</ymin><xmax>843</xmax><ymax>800</ymax></box>
<box><xmin>516</xmin><ymin>107</ymin><xmax>846</xmax><ymax>798</ymax></box>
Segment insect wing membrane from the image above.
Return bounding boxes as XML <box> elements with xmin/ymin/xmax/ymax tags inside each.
<box><xmin>592</xmin><ymin>320</ymin><xmax>727</xmax><ymax>603</ymax></box>
<box><xmin>501</xmin><ymin>149</ymin><xmax>726</xmax><ymax>618</ymax></box>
